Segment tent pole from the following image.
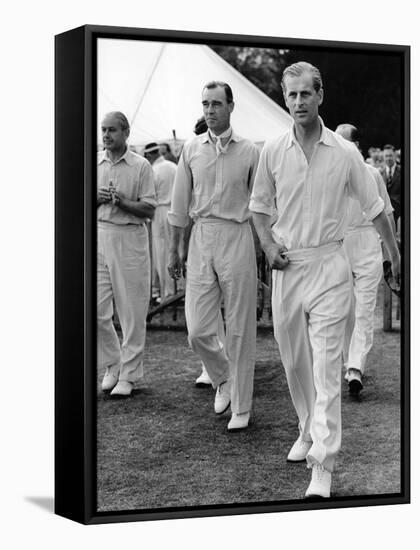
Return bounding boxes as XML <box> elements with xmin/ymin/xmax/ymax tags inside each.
<box><xmin>130</xmin><ymin>43</ymin><xmax>166</xmax><ymax>129</ymax></box>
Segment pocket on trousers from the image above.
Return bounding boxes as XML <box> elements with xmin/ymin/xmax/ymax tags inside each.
<box><xmin>322</xmin><ymin>250</ymin><xmax>351</xmax><ymax>290</ymax></box>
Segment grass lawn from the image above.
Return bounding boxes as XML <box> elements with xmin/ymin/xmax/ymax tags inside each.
<box><xmin>96</xmin><ymin>284</ymin><xmax>401</xmax><ymax>512</ymax></box>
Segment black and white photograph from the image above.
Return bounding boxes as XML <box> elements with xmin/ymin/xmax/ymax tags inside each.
<box><xmin>6</xmin><ymin>0</ymin><xmax>419</xmax><ymax>548</ymax></box>
<box><xmin>93</xmin><ymin>30</ymin><xmax>408</xmax><ymax>516</ymax></box>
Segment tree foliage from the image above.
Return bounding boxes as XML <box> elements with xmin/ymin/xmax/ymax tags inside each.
<box><xmin>211</xmin><ymin>46</ymin><xmax>288</xmax><ymax>106</ymax></box>
<box><xmin>210</xmin><ymin>45</ymin><xmax>403</xmax><ymax>155</ymax></box>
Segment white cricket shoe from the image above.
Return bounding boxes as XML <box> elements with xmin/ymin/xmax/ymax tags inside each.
<box><xmin>214</xmin><ymin>380</ymin><xmax>231</xmax><ymax>414</ymax></box>
<box><xmin>195</xmin><ymin>364</ymin><xmax>212</xmax><ymax>387</ymax></box>
<box><xmin>227</xmin><ymin>412</ymin><xmax>250</xmax><ymax>431</ymax></box>
<box><xmin>110</xmin><ymin>380</ymin><xmax>134</xmax><ymax>397</ymax></box>
<box><xmin>305</xmin><ymin>462</ymin><xmax>332</xmax><ymax>498</ymax></box>
<box><xmin>101</xmin><ymin>366</ymin><xmax>119</xmax><ymax>392</ymax></box>
<box><xmin>287</xmin><ymin>436</ymin><xmax>312</xmax><ymax>462</ymax></box>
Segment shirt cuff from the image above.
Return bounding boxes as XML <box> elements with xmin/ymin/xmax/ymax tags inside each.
<box><xmin>167</xmin><ymin>211</ymin><xmax>190</xmax><ymax>228</ymax></box>
<box><xmin>248</xmin><ymin>198</ymin><xmax>273</xmax><ymax>216</ymax></box>
<box><xmin>364</xmin><ymin>197</ymin><xmax>384</xmax><ymax>221</ymax></box>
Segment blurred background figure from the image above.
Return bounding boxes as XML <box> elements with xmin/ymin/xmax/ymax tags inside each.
<box><xmin>381</xmin><ymin>144</ymin><xmax>401</xmax><ymax>228</ymax></box>
<box><xmin>365</xmin><ymin>146</ymin><xmax>384</xmax><ymax>170</ymax></box>
<box><xmin>160</xmin><ymin>142</ymin><xmax>178</xmax><ymax>164</ymax></box>
<box><xmin>144</xmin><ymin>142</ymin><xmax>177</xmax><ymax>301</ymax></box>
<box><xmin>336</xmin><ymin>124</ymin><xmax>395</xmax><ymax>395</ymax></box>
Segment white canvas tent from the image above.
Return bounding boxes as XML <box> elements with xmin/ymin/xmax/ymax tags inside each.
<box><xmin>98</xmin><ymin>39</ymin><xmax>292</xmax><ymax>148</ymax></box>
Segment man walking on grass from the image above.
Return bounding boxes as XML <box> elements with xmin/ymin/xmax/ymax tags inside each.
<box><xmin>168</xmin><ymin>81</ymin><xmax>260</xmax><ymax>431</ymax></box>
<box><xmin>143</xmin><ymin>141</ymin><xmax>177</xmax><ymax>301</ymax></box>
<box><xmin>250</xmin><ymin>62</ymin><xmax>400</xmax><ymax>498</ymax></box>
<box><xmin>336</xmin><ymin>123</ymin><xmax>396</xmax><ymax>395</ymax></box>
<box><xmin>97</xmin><ymin>111</ymin><xmax>156</xmax><ymax>397</ymax></box>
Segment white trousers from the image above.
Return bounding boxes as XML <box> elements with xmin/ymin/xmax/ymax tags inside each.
<box><xmin>185</xmin><ymin>219</ymin><xmax>257</xmax><ymax>414</ymax></box>
<box><xmin>97</xmin><ymin>222</ymin><xmax>150</xmax><ymax>382</ymax></box>
<box><xmin>272</xmin><ymin>242</ymin><xmax>352</xmax><ymax>472</ymax></box>
<box><xmin>152</xmin><ymin>205</ymin><xmax>175</xmax><ymax>298</ymax></box>
<box><xmin>343</xmin><ymin>228</ymin><xmax>383</xmax><ymax>374</ymax></box>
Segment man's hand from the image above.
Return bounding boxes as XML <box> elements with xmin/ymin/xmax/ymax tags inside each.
<box><xmin>97</xmin><ymin>186</ymin><xmax>112</xmax><ymax>205</ymax></box>
<box><xmin>265</xmin><ymin>242</ymin><xmax>289</xmax><ymax>270</ymax></box>
<box><xmin>110</xmin><ymin>189</ymin><xmax>122</xmax><ymax>206</ymax></box>
<box><xmin>168</xmin><ymin>250</ymin><xmax>184</xmax><ymax>280</ymax></box>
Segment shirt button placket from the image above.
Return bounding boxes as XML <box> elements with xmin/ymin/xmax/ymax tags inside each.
<box><xmin>302</xmin><ymin>148</ymin><xmax>311</xmax><ymax>246</ymax></box>
<box><xmin>302</xmin><ymin>171</ymin><xmax>311</xmax><ymax>245</ymax></box>
<box><xmin>214</xmin><ymin>154</ymin><xmax>222</xmax><ymax>215</ymax></box>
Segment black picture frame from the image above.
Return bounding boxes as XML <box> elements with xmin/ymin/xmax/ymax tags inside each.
<box><xmin>55</xmin><ymin>24</ymin><xmax>410</xmax><ymax>525</ymax></box>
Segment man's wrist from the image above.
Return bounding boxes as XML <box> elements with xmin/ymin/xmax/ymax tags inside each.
<box><xmin>390</xmin><ymin>249</ymin><xmax>400</xmax><ymax>263</ymax></box>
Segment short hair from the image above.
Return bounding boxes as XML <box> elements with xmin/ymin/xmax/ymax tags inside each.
<box><xmin>336</xmin><ymin>123</ymin><xmax>359</xmax><ymax>143</ymax></box>
<box><xmin>103</xmin><ymin>111</ymin><xmax>130</xmax><ymax>131</ymax></box>
<box><xmin>281</xmin><ymin>61</ymin><xmax>323</xmax><ymax>94</ymax></box>
<box><xmin>160</xmin><ymin>143</ymin><xmax>171</xmax><ymax>153</ymax></box>
<box><xmin>383</xmin><ymin>144</ymin><xmax>395</xmax><ymax>151</ymax></box>
<box><xmin>202</xmin><ymin>81</ymin><xmax>234</xmax><ymax>103</ymax></box>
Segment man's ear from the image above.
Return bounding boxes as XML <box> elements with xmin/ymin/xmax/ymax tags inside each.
<box><xmin>317</xmin><ymin>88</ymin><xmax>324</xmax><ymax>106</ymax></box>
<box><xmin>229</xmin><ymin>101</ymin><xmax>235</xmax><ymax>114</ymax></box>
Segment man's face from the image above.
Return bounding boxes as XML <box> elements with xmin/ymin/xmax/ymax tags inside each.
<box><xmin>283</xmin><ymin>72</ymin><xmax>323</xmax><ymax>127</ymax></box>
<box><xmin>384</xmin><ymin>148</ymin><xmax>396</xmax><ymax>167</ymax></box>
<box><xmin>101</xmin><ymin>114</ymin><xmax>129</xmax><ymax>152</ymax></box>
<box><xmin>144</xmin><ymin>150</ymin><xmax>159</xmax><ymax>164</ymax></box>
<box><xmin>372</xmin><ymin>148</ymin><xmax>381</xmax><ymax>161</ymax></box>
<box><xmin>202</xmin><ymin>86</ymin><xmax>234</xmax><ymax>135</ymax></box>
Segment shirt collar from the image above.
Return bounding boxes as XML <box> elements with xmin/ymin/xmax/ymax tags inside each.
<box><xmin>201</xmin><ymin>127</ymin><xmax>242</xmax><ymax>144</ymax></box>
<box><xmin>286</xmin><ymin>117</ymin><xmax>333</xmax><ymax>149</ymax></box>
<box><xmin>97</xmin><ymin>147</ymin><xmax>135</xmax><ymax>166</ymax></box>
<box><xmin>209</xmin><ymin>126</ymin><xmax>232</xmax><ymax>142</ymax></box>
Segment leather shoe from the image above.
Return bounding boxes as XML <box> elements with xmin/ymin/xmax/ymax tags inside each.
<box><xmin>214</xmin><ymin>381</ymin><xmax>230</xmax><ymax>414</ymax></box>
<box><xmin>195</xmin><ymin>363</ymin><xmax>212</xmax><ymax>387</ymax></box>
<box><xmin>101</xmin><ymin>367</ymin><xmax>119</xmax><ymax>392</ymax></box>
<box><xmin>305</xmin><ymin>462</ymin><xmax>332</xmax><ymax>498</ymax></box>
<box><xmin>110</xmin><ymin>380</ymin><xmax>134</xmax><ymax>397</ymax></box>
<box><xmin>287</xmin><ymin>436</ymin><xmax>312</xmax><ymax>462</ymax></box>
<box><xmin>227</xmin><ymin>412</ymin><xmax>250</xmax><ymax>431</ymax></box>
<box><xmin>347</xmin><ymin>368</ymin><xmax>363</xmax><ymax>395</ymax></box>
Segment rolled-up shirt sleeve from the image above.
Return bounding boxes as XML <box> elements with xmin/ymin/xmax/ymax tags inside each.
<box><xmin>347</xmin><ymin>147</ymin><xmax>384</xmax><ymax>221</ymax></box>
<box><xmin>249</xmin><ymin>144</ymin><xmax>275</xmax><ymax>216</ymax></box>
<box><xmin>139</xmin><ymin>161</ymin><xmax>157</xmax><ymax>207</ymax></box>
<box><xmin>167</xmin><ymin>147</ymin><xmax>193</xmax><ymax>228</ymax></box>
